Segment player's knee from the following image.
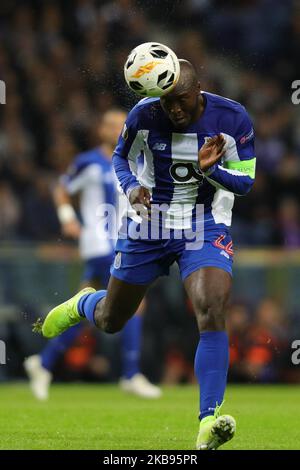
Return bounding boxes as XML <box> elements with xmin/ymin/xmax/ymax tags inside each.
<box><xmin>193</xmin><ymin>293</ymin><xmax>227</xmax><ymax>331</ymax></box>
<box><xmin>103</xmin><ymin>322</ymin><xmax>121</xmax><ymax>334</ymax></box>
<box><xmin>94</xmin><ymin>304</ymin><xmax>126</xmax><ymax>333</ymax></box>
<box><xmin>194</xmin><ymin>291</ymin><xmax>227</xmax><ymax>314</ymax></box>
<box><xmin>101</xmin><ymin>315</ymin><xmax>124</xmax><ymax>334</ymax></box>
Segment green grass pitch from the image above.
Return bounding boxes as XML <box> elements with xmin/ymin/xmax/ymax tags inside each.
<box><xmin>0</xmin><ymin>383</ymin><xmax>299</xmax><ymax>450</ymax></box>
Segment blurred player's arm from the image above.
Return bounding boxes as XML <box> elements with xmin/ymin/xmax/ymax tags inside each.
<box><xmin>53</xmin><ymin>182</ymin><xmax>81</xmax><ymax>239</ymax></box>
<box><xmin>54</xmin><ymin>154</ymin><xmax>90</xmax><ymax>239</ymax></box>
<box><xmin>113</xmin><ymin>110</ymin><xmax>151</xmax><ymax>209</ymax></box>
<box><xmin>199</xmin><ymin>110</ymin><xmax>255</xmax><ymax>196</ymax></box>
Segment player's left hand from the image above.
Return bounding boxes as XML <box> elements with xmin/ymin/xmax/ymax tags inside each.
<box><xmin>198</xmin><ymin>134</ymin><xmax>226</xmax><ymax>172</ymax></box>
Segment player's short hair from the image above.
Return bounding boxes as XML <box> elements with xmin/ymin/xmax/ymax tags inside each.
<box><xmin>177</xmin><ymin>59</ymin><xmax>198</xmax><ymax>89</ymax></box>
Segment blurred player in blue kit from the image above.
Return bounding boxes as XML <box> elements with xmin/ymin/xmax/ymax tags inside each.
<box><xmin>40</xmin><ymin>60</ymin><xmax>255</xmax><ymax>449</ymax></box>
<box><xmin>25</xmin><ymin>109</ymin><xmax>161</xmax><ymax>401</ymax></box>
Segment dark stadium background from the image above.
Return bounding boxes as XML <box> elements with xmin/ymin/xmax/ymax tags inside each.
<box><xmin>0</xmin><ymin>0</ymin><xmax>299</xmax><ymax>384</ymax></box>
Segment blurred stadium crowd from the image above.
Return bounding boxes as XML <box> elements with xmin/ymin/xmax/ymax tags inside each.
<box><xmin>0</xmin><ymin>0</ymin><xmax>300</xmax><ymax>383</ymax></box>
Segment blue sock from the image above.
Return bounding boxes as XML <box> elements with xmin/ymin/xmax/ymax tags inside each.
<box><xmin>121</xmin><ymin>315</ymin><xmax>142</xmax><ymax>379</ymax></box>
<box><xmin>78</xmin><ymin>290</ymin><xmax>107</xmax><ymax>325</ymax></box>
<box><xmin>41</xmin><ymin>323</ymin><xmax>83</xmax><ymax>371</ymax></box>
<box><xmin>194</xmin><ymin>331</ymin><xmax>229</xmax><ymax>421</ymax></box>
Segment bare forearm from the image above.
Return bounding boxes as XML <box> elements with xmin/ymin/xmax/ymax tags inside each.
<box><xmin>53</xmin><ymin>183</ymin><xmax>72</xmax><ymax>209</ymax></box>
<box><xmin>53</xmin><ymin>183</ymin><xmax>79</xmax><ymax>234</ymax></box>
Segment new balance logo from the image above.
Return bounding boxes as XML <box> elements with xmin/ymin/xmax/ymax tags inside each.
<box><xmin>153</xmin><ymin>142</ymin><xmax>167</xmax><ymax>151</ymax></box>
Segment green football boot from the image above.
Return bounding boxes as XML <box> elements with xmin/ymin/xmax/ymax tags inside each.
<box><xmin>40</xmin><ymin>287</ymin><xmax>96</xmax><ymax>338</ymax></box>
<box><xmin>196</xmin><ymin>405</ymin><xmax>236</xmax><ymax>450</ymax></box>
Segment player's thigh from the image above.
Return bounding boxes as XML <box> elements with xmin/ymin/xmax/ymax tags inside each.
<box><xmin>183</xmin><ymin>266</ymin><xmax>232</xmax><ymax>316</ymax></box>
<box><xmin>103</xmin><ymin>275</ymin><xmax>150</xmax><ymax>323</ymax></box>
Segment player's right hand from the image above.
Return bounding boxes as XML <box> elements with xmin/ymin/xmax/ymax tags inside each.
<box><xmin>128</xmin><ymin>186</ymin><xmax>151</xmax><ymax>219</ymax></box>
<box><xmin>62</xmin><ymin>220</ymin><xmax>81</xmax><ymax>239</ymax></box>
<box><xmin>198</xmin><ymin>134</ymin><xmax>226</xmax><ymax>172</ymax></box>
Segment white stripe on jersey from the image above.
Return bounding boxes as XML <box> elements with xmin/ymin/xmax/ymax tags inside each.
<box><xmin>167</xmin><ymin>133</ymin><xmax>199</xmax><ymax>229</ymax></box>
<box><xmin>138</xmin><ymin>130</ymin><xmax>156</xmax><ymax>191</ymax></box>
<box><xmin>127</xmin><ymin>130</ymin><xmax>144</xmax><ymax>177</ymax></box>
<box><xmin>211</xmin><ymin>189</ymin><xmax>235</xmax><ymax>226</ymax></box>
<box><xmin>221</xmin><ymin>132</ymin><xmax>240</xmax><ymax>163</ymax></box>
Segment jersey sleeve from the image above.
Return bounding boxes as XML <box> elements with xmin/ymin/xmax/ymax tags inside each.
<box><xmin>204</xmin><ymin>107</ymin><xmax>255</xmax><ymax>196</ymax></box>
<box><xmin>112</xmin><ymin>107</ymin><xmax>144</xmax><ymax>197</ymax></box>
<box><xmin>60</xmin><ymin>156</ymin><xmax>94</xmax><ymax>195</ymax></box>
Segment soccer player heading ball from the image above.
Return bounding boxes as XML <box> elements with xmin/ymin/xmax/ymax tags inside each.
<box><xmin>40</xmin><ymin>42</ymin><xmax>256</xmax><ymax>450</ymax></box>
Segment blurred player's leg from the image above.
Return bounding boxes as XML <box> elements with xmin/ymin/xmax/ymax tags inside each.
<box><xmin>41</xmin><ymin>323</ymin><xmax>84</xmax><ymax>372</ymax></box>
<box><xmin>120</xmin><ymin>313</ymin><xmax>142</xmax><ymax>380</ymax></box>
<box><xmin>24</xmin><ymin>323</ymin><xmax>83</xmax><ymax>400</ymax></box>
<box><xmin>184</xmin><ymin>267</ymin><xmax>236</xmax><ymax>450</ymax></box>
<box><xmin>25</xmin><ymin>260</ymin><xmax>99</xmax><ymax>400</ymax></box>
<box><xmin>119</xmin><ymin>311</ymin><xmax>161</xmax><ymax>398</ymax></box>
<box><xmin>24</xmin><ymin>355</ymin><xmax>52</xmax><ymax>401</ymax></box>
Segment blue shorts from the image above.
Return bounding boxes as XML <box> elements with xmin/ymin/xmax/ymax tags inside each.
<box><xmin>110</xmin><ymin>220</ymin><xmax>233</xmax><ymax>285</ymax></box>
<box><xmin>82</xmin><ymin>254</ymin><xmax>114</xmax><ymax>287</ymax></box>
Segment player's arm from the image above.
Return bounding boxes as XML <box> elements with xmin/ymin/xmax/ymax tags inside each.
<box><xmin>199</xmin><ymin>110</ymin><xmax>255</xmax><ymax>196</ymax></box>
<box><xmin>113</xmin><ymin>107</ymin><xmax>151</xmax><ymax>209</ymax></box>
<box><xmin>53</xmin><ymin>157</ymin><xmax>86</xmax><ymax>239</ymax></box>
<box><xmin>53</xmin><ymin>182</ymin><xmax>81</xmax><ymax>239</ymax></box>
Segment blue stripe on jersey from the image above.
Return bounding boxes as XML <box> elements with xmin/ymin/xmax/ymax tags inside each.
<box><xmin>147</xmin><ymin>130</ymin><xmax>174</xmax><ymax>204</ymax></box>
<box><xmin>190</xmin><ymin>179</ymin><xmax>215</xmax><ymax>232</ymax></box>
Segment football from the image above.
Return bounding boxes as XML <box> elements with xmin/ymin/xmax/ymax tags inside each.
<box><xmin>124</xmin><ymin>42</ymin><xmax>180</xmax><ymax>97</ymax></box>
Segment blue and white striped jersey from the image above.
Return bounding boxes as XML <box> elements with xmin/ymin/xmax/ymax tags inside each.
<box><xmin>113</xmin><ymin>92</ymin><xmax>255</xmax><ymax>230</ymax></box>
<box><xmin>62</xmin><ymin>148</ymin><xmax>116</xmax><ymax>259</ymax></box>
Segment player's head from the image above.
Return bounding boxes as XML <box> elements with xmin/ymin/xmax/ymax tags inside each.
<box><xmin>98</xmin><ymin>108</ymin><xmax>127</xmax><ymax>148</ymax></box>
<box><xmin>160</xmin><ymin>59</ymin><xmax>201</xmax><ymax>128</ymax></box>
